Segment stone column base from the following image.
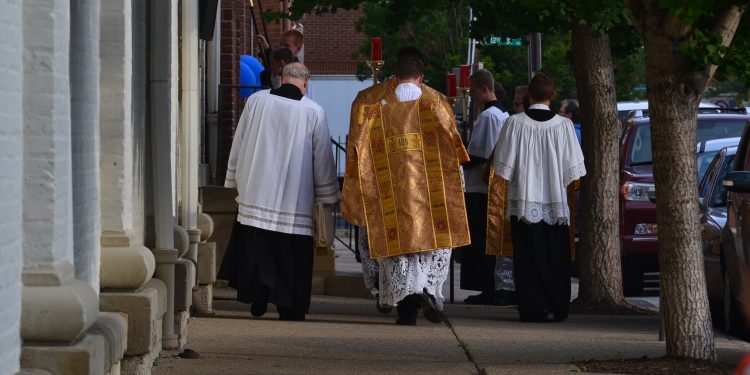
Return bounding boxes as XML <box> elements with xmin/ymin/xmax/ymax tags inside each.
<box><xmin>100</xmin><ymin>244</ymin><xmax>155</xmax><ymax>290</ymax></box>
<box><xmin>175</xmin><ymin>311</ymin><xmax>190</xmax><ymax>349</ymax></box>
<box><xmin>21</xmin><ymin>312</ymin><xmax>127</xmax><ymax>375</ymax></box>
<box><xmin>174</xmin><ymin>259</ymin><xmax>196</xmax><ymax>312</ymax></box>
<box><xmin>22</xmin><ymin>278</ymin><xmax>99</xmax><ymax>342</ymax></box>
<box><xmin>192</xmin><ymin>284</ymin><xmax>213</xmax><ymax>315</ymax></box>
<box><xmin>100</xmin><ymin>287</ymin><xmax>161</xmax><ymax>358</ymax></box>
<box><xmin>121</xmin><ymin>353</ymin><xmax>151</xmax><ymax>375</ymax></box>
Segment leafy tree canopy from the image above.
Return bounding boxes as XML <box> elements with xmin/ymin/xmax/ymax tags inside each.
<box><xmin>283</xmin><ymin>0</ymin><xmax>748</xmax><ymax>103</ymax></box>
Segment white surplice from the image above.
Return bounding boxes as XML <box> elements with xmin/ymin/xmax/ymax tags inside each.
<box><xmin>464</xmin><ymin>106</ymin><xmax>509</xmax><ymax>194</ymax></box>
<box><xmin>225</xmin><ymin>89</ymin><xmax>339</xmax><ymax>237</ymax></box>
<box><xmin>492</xmin><ymin>104</ymin><xmax>586</xmax><ymax>225</ymax></box>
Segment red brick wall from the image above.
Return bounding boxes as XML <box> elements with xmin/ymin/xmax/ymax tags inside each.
<box><xmin>301</xmin><ymin>9</ymin><xmax>366</xmax><ymax>75</ymax></box>
<box><xmin>218</xmin><ymin>1</ymin><xmax>249</xmax><ymax>184</ymax></box>
<box><xmin>217</xmin><ymin>3</ymin><xmax>364</xmax><ymax>183</ymax></box>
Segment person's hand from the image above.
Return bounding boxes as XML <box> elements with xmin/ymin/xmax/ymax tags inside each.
<box><xmin>256</xmin><ymin>34</ymin><xmax>270</xmax><ymax>50</ymax></box>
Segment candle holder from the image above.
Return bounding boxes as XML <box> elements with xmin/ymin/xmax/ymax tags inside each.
<box><xmin>447</xmin><ymin>96</ymin><xmax>459</xmax><ymax>107</ymax></box>
<box><xmin>366</xmin><ymin>59</ymin><xmax>385</xmax><ymax>86</ymax></box>
<box><xmin>459</xmin><ymin>87</ymin><xmax>470</xmax><ymax>123</ymax></box>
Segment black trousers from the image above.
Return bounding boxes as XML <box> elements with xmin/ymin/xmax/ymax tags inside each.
<box><xmin>510</xmin><ymin>217</ymin><xmax>571</xmax><ymax>321</ymax></box>
<box><xmin>219</xmin><ymin>221</ymin><xmax>314</xmax><ymax>315</ymax></box>
<box><xmin>459</xmin><ymin>192</ymin><xmax>496</xmax><ymax>292</ymax></box>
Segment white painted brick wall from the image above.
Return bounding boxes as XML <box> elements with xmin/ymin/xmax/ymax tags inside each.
<box><xmin>71</xmin><ymin>0</ymin><xmax>102</xmax><ymax>291</ymax></box>
<box><xmin>100</xmin><ymin>0</ymin><xmax>133</xmax><ymax>234</ymax></box>
<box><xmin>131</xmin><ymin>0</ymin><xmax>149</xmax><ymax>246</ymax></box>
<box><xmin>23</xmin><ymin>0</ymin><xmax>75</xmax><ymax>268</ymax></box>
<box><xmin>0</xmin><ymin>0</ymin><xmax>24</xmax><ymax>373</ymax></box>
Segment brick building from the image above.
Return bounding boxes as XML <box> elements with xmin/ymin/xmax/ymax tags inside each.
<box><xmin>212</xmin><ymin>3</ymin><xmax>369</xmax><ymax>184</ymax></box>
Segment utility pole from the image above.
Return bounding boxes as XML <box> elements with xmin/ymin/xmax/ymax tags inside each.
<box><xmin>528</xmin><ymin>32</ymin><xmax>542</xmax><ymax>82</ymax></box>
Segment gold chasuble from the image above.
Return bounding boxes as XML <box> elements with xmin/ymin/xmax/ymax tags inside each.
<box><xmin>485</xmin><ymin>168</ymin><xmax>579</xmax><ymax>259</ymax></box>
<box><xmin>342</xmin><ymin>80</ymin><xmax>471</xmax><ymax>259</ymax></box>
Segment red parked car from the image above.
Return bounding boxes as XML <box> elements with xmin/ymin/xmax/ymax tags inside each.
<box><xmin>619</xmin><ymin>113</ymin><xmax>750</xmax><ymax>295</ymax></box>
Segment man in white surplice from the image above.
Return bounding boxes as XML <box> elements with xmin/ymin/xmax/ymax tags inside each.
<box><xmin>219</xmin><ymin>62</ymin><xmax>339</xmax><ymax>321</ymax></box>
<box><xmin>459</xmin><ymin>69</ymin><xmax>513</xmax><ymax>306</ymax></box>
<box><xmin>492</xmin><ymin>73</ymin><xmax>585</xmax><ymax>322</ymax></box>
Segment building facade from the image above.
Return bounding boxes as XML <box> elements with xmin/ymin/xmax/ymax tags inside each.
<box><xmin>0</xmin><ymin>0</ymin><xmax>218</xmax><ymax>374</ymax></box>
<box><xmin>1</xmin><ymin>0</ymin><xmax>370</xmax><ymax>373</ymax></box>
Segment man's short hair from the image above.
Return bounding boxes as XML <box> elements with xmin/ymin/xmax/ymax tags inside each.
<box><xmin>395</xmin><ymin>47</ymin><xmax>425</xmax><ymax>79</ymax></box>
<box><xmin>515</xmin><ymin>85</ymin><xmax>528</xmax><ymax>96</ymax></box>
<box><xmin>273</xmin><ymin>47</ymin><xmax>295</xmax><ymax>65</ymax></box>
<box><xmin>563</xmin><ymin>99</ymin><xmax>579</xmax><ymax>115</ymax></box>
<box><xmin>282</xmin><ymin>62</ymin><xmax>310</xmax><ymax>81</ymax></box>
<box><xmin>528</xmin><ymin>73</ymin><xmax>555</xmax><ymax>101</ymax></box>
<box><xmin>562</xmin><ymin>99</ymin><xmax>580</xmax><ymax>122</ymax></box>
<box><xmin>281</xmin><ymin>29</ymin><xmax>304</xmax><ymax>46</ymax></box>
<box><xmin>469</xmin><ymin>69</ymin><xmax>494</xmax><ymax>91</ymax></box>
<box><xmin>494</xmin><ymin>82</ymin><xmax>506</xmax><ymax>102</ymax></box>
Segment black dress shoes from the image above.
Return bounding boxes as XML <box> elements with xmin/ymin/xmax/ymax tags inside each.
<box><xmin>250</xmin><ymin>285</ymin><xmax>270</xmax><ymax>317</ymax></box>
<box><xmin>277</xmin><ymin>306</ymin><xmax>305</xmax><ymax>321</ymax></box>
<box><xmin>520</xmin><ymin>311</ymin><xmax>566</xmax><ymax>323</ymax></box>
<box><xmin>419</xmin><ymin>292</ymin><xmax>443</xmax><ymax>324</ymax></box>
<box><xmin>493</xmin><ymin>290</ymin><xmax>517</xmax><ymax>306</ymax></box>
<box><xmin>464</xmin><ymin>291</ymin><xmax>495</xmax><ymax>305</ymax></box>
<box><xmin>395</xmin><ymin>316</ymin><xmax>417</xmax><ymax>325</ymax></box>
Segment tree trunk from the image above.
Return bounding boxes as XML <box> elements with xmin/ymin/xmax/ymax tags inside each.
<box><xmin>570</xmin><ymin>21</ymin><xmax>627</xmax><ymax>308</ymax></box>
<box><xmin>643</xmin><ymin>35</ymin><xmax>715</xmax><ymax>361</ymax></box>
<box><xmin>624</xmin><ymin>0</ymin><xmax>744</xmax><ymax>360</ymax></box>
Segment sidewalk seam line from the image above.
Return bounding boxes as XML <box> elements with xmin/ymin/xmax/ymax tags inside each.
<box><xmin>443</xmin><ymin>316</ymin><xmax>485</xmax><ymax>375</ymax></box>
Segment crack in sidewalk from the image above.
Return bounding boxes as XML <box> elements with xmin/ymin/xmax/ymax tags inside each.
<box><xmin>443</xmin><ymin>315</ymin><xmax>486</xmax><ymax>375</ymax></box>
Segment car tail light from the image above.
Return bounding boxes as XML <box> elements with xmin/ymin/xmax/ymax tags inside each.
<box><xmin>634</xmin><ymin>223</ymin><xmax>658</xmax><ymax>234</ymax></box>
<box><xmin>622</xmin><ymin>182</ymin><xmax>655</xmax><ymax>201</ymax></box>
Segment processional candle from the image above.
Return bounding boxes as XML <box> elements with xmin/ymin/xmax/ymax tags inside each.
<box><xmin>371</xmin><ymin>37</ymin><xmax>382</xmax><ymax>61</ymax></box>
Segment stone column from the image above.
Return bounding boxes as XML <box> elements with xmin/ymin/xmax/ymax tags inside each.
<box><xmin>0</xmin><ymin>1</ymin><xmax>24</xmax><ymax>374</ymax></box>
<box><xmin>99</xmin><ymin>0</ymin><xmax>166</xmax><ymax>372</ymax></box>
<box><xmin>177</xmin><ymin>0</ymin><xmax>203</xmax><ymax>322</ymax></box>
<box><xmin>21</xmin><ymin>0</ymin><xmax>98</xmax><ymax>340</ymax></box>
<box><xmin>70</xmin><ymin>0</ymin><xmax>102</xmax><ymax>293</ymax></box>
<box><xmin>151</xmin><ymin>0</ymin><xmax>181</xmax><ymax>351</ymax></box>
<box><xmin>20</xmin><ymin>1</ymin><xmax>112</xmax><ymax>373</ymax></box>
<box><xmin>193</xmin><ymin>212</ymin><xmax>217</xmax><ymax>315</ymax></box>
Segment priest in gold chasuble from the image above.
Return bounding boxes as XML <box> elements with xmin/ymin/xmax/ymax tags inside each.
<box><xmin>342</xmin><ymin>47</ymin><xmax>470</xmax><ymax>325</ymax></box>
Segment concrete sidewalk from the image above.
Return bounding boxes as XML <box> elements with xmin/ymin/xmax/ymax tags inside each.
<box><xmin>152</xmin><ymin>290</ymin><xmax>750</xmax><ymax>375</ymax></box>
<box><xmin>152</xmin><ymin>247</ymin><xmax>749</xmax><ymax>374</ymax></box>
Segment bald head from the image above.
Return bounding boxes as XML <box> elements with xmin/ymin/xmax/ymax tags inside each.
<box><xmin>282</xmin><ymin>62</ymin><xmax>310</xmax><ymax>95</ymax></box>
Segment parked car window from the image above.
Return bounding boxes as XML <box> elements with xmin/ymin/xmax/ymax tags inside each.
<box><xmin>711</xmin><ymin>156</ymin><xmax>735</xmax><ymax>207</ymax></box>
<box><xmin>697</xmin><ymin>120</ymin><xmax>746</xmax><ymax>142</ymax></box>
<box><xmin>697</xmin><ymin>151</ymin><xmax>720</xmax><ymax>181</ymax></box>
<box><xmin>630</xmin><ymin>125</ymin><xmax>652</xmax><ymax>165</ymax></box>
<box><xmin>628</xmin><ymin>120</ymin><xmax>746</xmax><ymax>166</ymax></box>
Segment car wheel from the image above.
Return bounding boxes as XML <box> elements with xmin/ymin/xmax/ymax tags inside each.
<box><xmin>622</xmin><ymin>262</ymin><xmax>643</xmax><ymax>296</ymax></box>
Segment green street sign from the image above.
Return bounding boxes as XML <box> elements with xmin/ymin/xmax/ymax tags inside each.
<box><xmin>484</xmin><ymin>36</ymin><xmax>523</xmax><ymax>47</ymax></box>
